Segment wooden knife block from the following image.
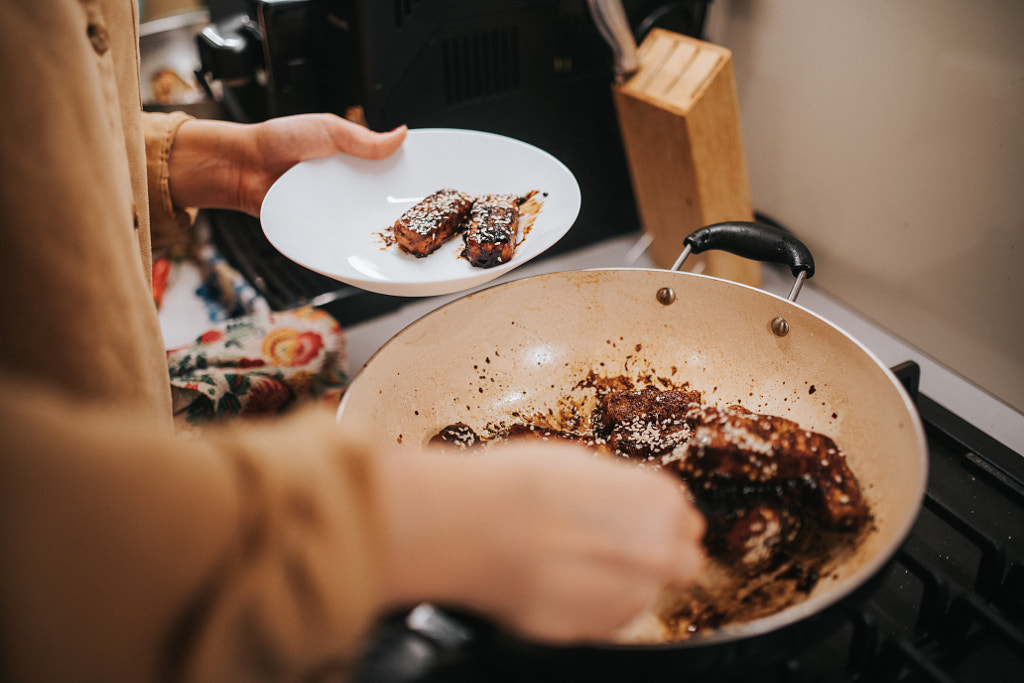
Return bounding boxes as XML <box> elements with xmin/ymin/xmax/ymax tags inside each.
<box><xmin>613</xmin><ymin>29</ymin><xmax>761</xmax><ymax>286</ymax></box>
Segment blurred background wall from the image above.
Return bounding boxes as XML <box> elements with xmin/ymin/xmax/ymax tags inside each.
<box><xmin>705</xmin><ymin>0</ymin><xmax>1024</xmax><ymax>412</ymax></box>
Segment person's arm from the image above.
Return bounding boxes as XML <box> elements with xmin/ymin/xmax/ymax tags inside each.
<box><xmin>0</xmin><ymin>385</ymin><xmax>384</xmax><ymax>681</ymax></box>
<box><xmin>166</xmin><ymin>115</ymin><xmax>407</xmax><ymax>217</ymax></box>
<box><xmin>1</xmin><ymin>379</ymin><xmax>704</xmax><ymax>680</ymax></box>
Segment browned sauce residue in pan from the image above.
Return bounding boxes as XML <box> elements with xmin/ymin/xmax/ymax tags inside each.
<box><xmin>428</xmin><ymin>372</ymin><xmax>874</xmax><ymax>642</ymax></box>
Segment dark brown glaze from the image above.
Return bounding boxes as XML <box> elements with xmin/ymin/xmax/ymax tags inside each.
<box><xmin>706</xmin><ymin>500</ymin><xmax>802</xmax><ymax>570</ymax></box>
<box><xmin>677</xmin><ymin>405</ymin><xmax>869</xmax><ymax>530</ymax></box>
<box><xmin>428</xmin><ymin>422</ymin><xmax>481</xmax><ymax>450</ymax></box>
<box><xmin>591</xmin><ymin>388</ymin><xmax>703</xmax><ymax>459</ymax></box>
<box><xmin>463</xmin><ymin>193</ymin><xmax>520</xmax><ymax>268</ymax></box>
<box><xmin>427</xmin><ymin>383</ymin><xmax>872</xmax><ymax>640</ymax></box>
<box><xmin>392</xmin><ymin>189</ymin><xmax>473</xmax><ymax>257</ymax></box>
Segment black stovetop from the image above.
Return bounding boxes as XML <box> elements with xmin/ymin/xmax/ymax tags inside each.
<box><xmin>349</xmin><ymin>361</ymin><xmax>1024</xmax><ymax>683</ymax></box>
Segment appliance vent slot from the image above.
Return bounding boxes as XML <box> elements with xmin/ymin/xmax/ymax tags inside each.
<box><xmin>441</xmin><ymin>27</ymin><xmax>520</xmax><ymax>105</ymax></box>
<box><xmin>394</xmin><ymin>0</ymin><xmax>420</xmax><ymax>28</ymax></box>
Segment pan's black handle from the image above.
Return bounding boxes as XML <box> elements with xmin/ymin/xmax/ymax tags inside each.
<box><xmin>678</xmin><ymin>221</ymin><xmax>815</xmax><ymax>279</ymax></box>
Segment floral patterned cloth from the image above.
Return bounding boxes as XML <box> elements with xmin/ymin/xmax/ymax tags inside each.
<box><xmin>166</xmin><ymin>305</ymin><xmax>349</xmax><ymax>432</ymax></box>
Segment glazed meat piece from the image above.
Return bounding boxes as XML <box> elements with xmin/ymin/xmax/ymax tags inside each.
<box><xmin>429</xmin><ymin>422</ymin><xmax>482</xmax><ymax>450</ymax></box>
<box><xmin>592</xmin><ymin>389</ymin><xmax>868</xmax><ymax>530</ymax></box>
<box><xmin>424</xmin><ymin>382</ymin><xmax>872</xmax><ymax>640</ymax></box>
<box><xmin>677</xmin><ymin>405</ymin><xmax>869</xmax><ymax>530</ymax></box>
<box><xmin>704</xmin><ymin>500</ymin><xmax>802</xmax><ymax>569</ymax></box>
<box><xmin>592</xmin><ymin>388</ymin><xmax>702</xmax><ymax>459</ymax></box>
<box><xmin>463</xmin><ymin>194</ymin><xmax>520</xmax><ymax>268</ymax></box>
<box><xmin>392</xmin><ymin>189</ymin><xmax>473</xmax><ymax>257</ymax></box>
<box><xmin>432</xmin><ymin>387</ymin><xmax>867</xmax><ymax>533</ymax></box>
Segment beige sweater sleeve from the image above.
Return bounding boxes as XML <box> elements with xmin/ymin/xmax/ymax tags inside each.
<box><xmin>144</xmin><ymin>111</ymin><xmax>198</xmax><ymax>253</ymax></box>
<box><xmin>2</xmin><ymin>3</ymin><xmax>385</xmax><ymax>678</ymax></box>
<box><xmin>0</xmin><ymin>381</ymin><xmax>385</xmax><ymax>682</ymax></box>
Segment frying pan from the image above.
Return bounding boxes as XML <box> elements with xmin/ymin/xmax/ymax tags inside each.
<box><xmin>337</xmin><ymin>222</ymin><xmax>928</xmax><ymax>675</ymax></box>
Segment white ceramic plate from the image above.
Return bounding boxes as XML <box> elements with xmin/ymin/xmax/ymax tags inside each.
<box><xmin>260</xmin><ymin>128</ymin><xmax>581</xmax><ymax>297</ymax></box>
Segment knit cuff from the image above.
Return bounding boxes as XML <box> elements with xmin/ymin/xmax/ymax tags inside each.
<box><xmin>144</xmin><ymin>110</ymin><xmax>196</xmax><ymax>251</ymax></box>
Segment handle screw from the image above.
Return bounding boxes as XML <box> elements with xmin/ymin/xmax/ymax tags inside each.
<box><xmin>656</xmin><ymin>287</ymin><xmax>676</xmax><ymax>305</ymax></box>
<box><xmin>771</xmin><ymin>316</ymin><xmax>790</xmax><ymax>337</ymax></box>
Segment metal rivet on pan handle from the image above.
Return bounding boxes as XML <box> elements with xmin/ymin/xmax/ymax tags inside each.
<box><xmin>771</xmin><ymin>316</ymin><xmax>790</xmax><ymax>337</ymax></box>
<box><xmin>667</xmin><ymin>222</ymin><xmax>816</xmax><ymax>334</ymax></box>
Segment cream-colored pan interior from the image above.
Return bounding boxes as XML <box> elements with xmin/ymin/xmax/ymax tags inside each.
<box><xmin>338</xmin><ymin>268</ymin><xmax>928</xmax><ymax>644</ymax></box>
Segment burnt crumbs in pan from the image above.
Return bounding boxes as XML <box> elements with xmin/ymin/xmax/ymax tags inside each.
<box><xmin>429</xmin><ymin>379</ymin><xmax>874</xmax><ymax>641</ymax></box>
<box><xmin>385</xmin><ymin>189</ymin><xmax>543</xmax><ymax>268</ymax></box>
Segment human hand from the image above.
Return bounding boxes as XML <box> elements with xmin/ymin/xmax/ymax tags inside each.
<box><xmin>168</xmin><ymin>114</ymin><xmax>406</xmax><ymax>216</ymax></box>
<box><xmin>376</xmin><ymin>441</ymin><xmax>706</xmax><ymax>644</ymax></box>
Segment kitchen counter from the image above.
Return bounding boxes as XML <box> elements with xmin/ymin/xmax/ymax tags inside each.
<box><xmin>343</xmin><ymin>231</ymin><xmax>1024</xmax><ymax>457</ymax></box>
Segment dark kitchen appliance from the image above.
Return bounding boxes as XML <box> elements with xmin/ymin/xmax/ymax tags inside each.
<box><xmin>348</xmin><ymin>361</ymin><xmax>1024</xmax><ymax>682</ymax></box>
<box><xmin>195</xmin><ymin>1</ymin><xmax>712</xmax><ymax>324</ymax></box>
